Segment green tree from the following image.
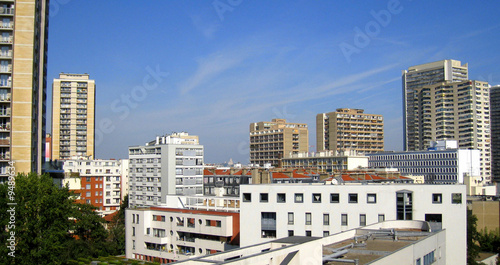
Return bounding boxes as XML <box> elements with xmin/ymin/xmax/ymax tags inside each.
<box><xmin>107</xmin><ymin>194</ymin><xmax>128</xmax><ymax>255</ymax></box>
<box><xmin>0</xmin><ymin>173</ymin><xmax>114</xmax><ymax>264</ymax></box>
<box><xmin>0</xmin><ymin>173</ymin><xmax>75</xmax><ymax>265</ymax></box>
<box><xmin>468</xmin><ymin>209</ymin><xmax>481</xmax><ymax>265</ymax></box>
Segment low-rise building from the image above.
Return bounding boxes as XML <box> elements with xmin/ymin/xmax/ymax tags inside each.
<box><xmin>172</xmin><ymin>220</ymin><xmax>447</xmax><ymax>265</ymax></box>
<box><xmin>63</xmin><ymin>158</ymin><xmax>126</xmax><ymax>216</ymax></box>
<box><xmin>282</xmin><ymin>150</ymin><xmax>368</xmax><ymax>173</ymax></box>
<box><xmin>367</xmin><ymin>140</ymin><xmax>480</xmax><ymax>184</ymax></box>
<box><xmin>240</xmin><ymin>183</ymin><xmax>466</xmax><ymax>265</ymax></box>
<box><xmin>125</xmin><ymin>206</ymin><xmax>240</xmax><ymax>263</ymax></box>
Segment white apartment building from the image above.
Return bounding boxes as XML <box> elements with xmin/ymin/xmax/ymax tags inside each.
<box><xmin>125</xmin><ymin>206</ymin><xmax>240</xmax><ymax>263</ymax></box>
<box><xmin>367</xmin><ymin>142</ymin><xmax>480</xmax><ymax>184</ymax></box>
<box><xmin>63</xmin><ymin>158</ymin><xmax>126</xmax><ymax>216</ymax></box>
<box><xmin>240</xmin><ymin>183</ymin><xmax>466</xmax><ymax>265</ymax></box>
<box><xmin>128</xmin><ymin>132</ymin><xmax>204</xmax><ymax>207</ymax></box>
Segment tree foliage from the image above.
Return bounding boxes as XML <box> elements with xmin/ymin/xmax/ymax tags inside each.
<box><xmin>0</xmin><ymin>173</ymin><xmax>126</xmax><ymax>265</ymax></box>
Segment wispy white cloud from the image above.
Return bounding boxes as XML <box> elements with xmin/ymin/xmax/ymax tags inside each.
<box><xmin>190</xmin><ymin>15</ymin><xmax>220</xmax><ymax>39</ymax></box>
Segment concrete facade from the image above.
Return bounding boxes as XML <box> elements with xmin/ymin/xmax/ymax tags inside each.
<box><xmin>125</xmin><ymin>207</ymin><xmax>240</xmax><ymax>263</ymax></box>
<box><xmin>51</xmin><ymin>73</ymin><xmax>96</xmax><ymax>160</ymax></box>
<box><xmin>367</xmin><ymin>147</ymin><xmax>480</xmax><ymax>184</ymax></box>
<box><xmin>128</xmin><ymin>132</ymin><xmax>204</xmax><ymax>207</ymax></box>
<box><xmin>316</xmin><ymin>108</ymin><xmax>383</xmax><ymax>154</ymax></box>
<box><xmin>240</xmin><ymin>183</ymin><xmax>466</xmax><ymax>265</ymax></box>
<box><xmin>490</xmin><ymin>85</ymin><xmax>500</xmax><ymax>182</ymax></box>
<box><xmin>249</xmin><ymin>119</ymin><xmax>308</xmax><ymax>167</ymax></box>
<box><xmin>2</xmin><ymin>0</ymin><xmax>49</xmax><ymax>176</ymax></box>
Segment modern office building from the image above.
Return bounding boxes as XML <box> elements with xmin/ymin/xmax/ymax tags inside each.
<box><xmin>128</xmin><ymin>132</ymin><xmax>204</xmax><ymax>208</ymax></box>
<box><xmin>402</xmin><ymin>78</ymin><xmax>491</xmax><ymax>181</ymax></box>
<box><xmin>249</xmin><ymin>119</ymin><xmax>308</xmax><ymax>167</ymax></box>
<box><xmin>62</xmin><ymin>158</ymin><xmax>127</xmax><ymax>216</ymax></box>
<box><xmin>402</xmin><ymin>59</ymin><xmax>468</xmax><ymax>151</ymax></box>
<box><xmin>51</xmin><ymin>73</ymin><xmax>96</xmax><ymax>160</ymax></box>
<box><xmin>282</xmin><ymin>150</ymin><xmax>368</xmax><ymax>173</ymax></box>
<box><xmin>490</xmin><ymin>85</ymin><xmax>500</xmax><ymax>182</ymax></box>
<box><xmin>316</xmin><ymin>108</ymin><xmax>383</xmax><ymax>154</ymax></box>
<box><xmin>367</xmin><ymin>141</ymin><xmax>480</xmax><ymax>184</ymax></box>
<box><xmin>172</xmin><ymin>221</ymin><xmax>447</xmax><ymax>265</ymax></box>
<box><xmin>0</xmin><ymin>0</ymin><xmax>50</xmax><ymax>176</ymax></box>
<box><xmin>240</xmin><ymin>183</ymin><xmax>466</xmax><ymax>265</ymax></box>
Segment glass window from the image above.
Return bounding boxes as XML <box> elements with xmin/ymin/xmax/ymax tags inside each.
<box><xmin>432</xmin><ymin>193</ymin><xmax>442</xmax><ymax>204</ymax></box>
<box><xmin>323</xmin><ymin>213</ymin><xmax>330</xmax><ymax>226</ymax></box>
<box><xmin>360</xmin><ymin>214</ymin><xmax>366</xmax><ymax>226</ymax></box>
<box><xmin>312</xmin><ymin>193</ymin><xmax>321</xmax><ymax>203</ymax></box>
<box><xmin>341</xmin><ymin>214</ymin><xmax>348</xmax><ymax>226</ymax></box>
<box><xmin>330</xmin><ymin>193</ymin><xmax>339</xmax><ymax>203</ymax></box>
<box><xmin>260</xmin><ymin>193</ymin><xmax>268</xmax><ymax>202</ymax></box>
<box><xmin>288</xmin><ymin>212</ymin><xmax>294</xmax><ymax>225</ymax></box>
<box><xmin>305</xmin><ymin>213</ymin><xmax>312</xmax><ymax>225</ymax></box>
<box><xmin>378</xmin><ymin>214</ymin><xmax>385</xmax><ymax>222</ymax></box>
<box><xmin>305</xmin><ymin>230</ymin><xmax>312</xmax><ymax>237</ymax></box>
<box><xmin>323</xmin><ymin>231</ymin><xmax>329</xmax><ymax>237</ymax></box>
<box><xmin>277</xmin><ymin>193</ymin><xmax>286</xmax><ymax>203</ymax></box>
<box><xmin>367</xmin><ymin>193</ymin><xmax>377</xmax><ymax>203</ymax></box>
<box><xmin>348</xmin><ymin>193</ymin><xmax>358</xmax><ymax>203</ymax></box>
<box><xmin>288</xmin><ymin>230</ymin><xmax>294</xmax><ymax>236</ymax></box>
<box><xmin>243</xmin><ymin>193</ymin><xmax>251</xmax><ymax>202</ymax></box>
<box><xmin>294</xmin><ymin>193</ymin><xmax>303</xmax><ymax>203</ymax></box>
<box><xmin>452</xmin><ymin>193</ymin><xmax>462</xmax><ymax>204</ymax></box>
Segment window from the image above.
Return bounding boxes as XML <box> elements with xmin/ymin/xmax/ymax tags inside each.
<box><xmin>146</xmin><ymin>228</ymin><xmax>150</xmax><ymax>235</ymax></box>
<box><xmin>305</xmin><ymin>230</ymin><xmax>312</xmax><ymax>237</ymax></box>
<box><xmin>452</xmin><ymin>193</ymin><xmax>462</xmax><ymax>204</ymax></box>
<box><xmin>432</xmin><ymin>193</ymin><xmax>442</xmax><ymax>204</ymax></box>
<box><xmin>360</xmin><ymin>214</ymin><xmax>366</xmax><ymax>226</ymax></box>
<box><xmin>323</xmin><ymin>213</ymin><xmax>330</xmax><ymax>226</ymax></box>
<box><xmin>312</xmin><ymin>193</ymin><xmax>321</xmax><ymax>203</ymax></box>
<box><xmin>323</xmin><ymin>231</ymin><xmax>329</xmax><ymax>237</ymax></box>
<box><xmin>243</xmin><ymin>193</ymin><xmax>251</xmax><ymax>202</ymax></box>
<box><xmin>416</xmin><ymin>258</ymin><xmax>421</xmax><ymax>265</ymax></box>
<box><xmin>86</xmin><ymin>184</ymin><xmax>90</xmax><ymax>189</ymax></box>
<box><xmin>260</xmin><ymin>193</ymin><xmax>269</xmax><ymax>202</ymax></box>
<box><xmin>305</xmin><ymin>213</ymin><xmax>312</xmax><ymax>225</ymax></box>
<box><xmin>396</xmin><ymin>191</ymin><xmax>413</xmax><ymax>220</ymax></box>
<box><xmin>277</xmin><ymin>193</ymin><xmax>286</xmax><ymax>203</ymax></box>
<box><xmin>330</xmin><ymin>193</ymin><xmax>339</xmax><ymax>203</ymax></box>
<box><xmin>341</xmin><ymin>214</ymin><xmax>348</xmax><ymax>226</ymax></box>
<box><xmin>288</xmin><ymin>212</ymin><xmax>294</xmax><ymax>225</ymax></box>
<box><xmin>348</xmin><ymin>193</ymin><xmax>358</xmax><ymax>203</ymax></box>
<box><xmin>288</xmin><ymin>230</ymin><xmax>294</xmax><ymax>236</ymax></box>
<box><xmin>132</xmin><ymin>240</ymin><xmax>135</xmax><ymax>250</ymax></box>
<box><xmin>367</xmin><ymin>193</ymin><xmax>377</xmax><ymax>203</ymax></box>
<box><xmin>378</xmin><ymin>214</ymin><xmax>385</xmax><ymax>222</ymax></box>
<box><xmin>132</xmin><ymin>227</ymin><xmax>135</xmax><ymax>236</ymax></box>
<box><xmin>294</xmin><ymin>193</ymin><xmax>303</xmax><ymax>203</ymax></box>
<box><xmin>261</xmin><ymin>212</ymin><xmax>276</xmax><ymax>238</ymax></box>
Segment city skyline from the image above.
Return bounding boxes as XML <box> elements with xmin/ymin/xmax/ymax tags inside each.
<box><xmin>46</xmin><ymin>1</ymin><xmax>500</xmax><ymax>163</ymax></box>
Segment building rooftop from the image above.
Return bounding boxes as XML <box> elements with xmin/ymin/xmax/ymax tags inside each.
<box><xmin>323</xmin><ymin>228</ymin><xmax>431</xmax><ymax>264</ymax></box>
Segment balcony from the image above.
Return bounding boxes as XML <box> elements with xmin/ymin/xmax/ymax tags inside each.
<box><xmin>0</xmin><ymin>8</ymin><xmax>14</xmax><ymax>16</ymax></box>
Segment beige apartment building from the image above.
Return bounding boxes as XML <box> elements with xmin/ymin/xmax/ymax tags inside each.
<box><xmin>249</xmin><ymin>118</ymin><xmax>308</xmax><ymax>167</ymax></box>
<box><xmin>1</xmin><ymin>0</ymin><xmax>50</xmax><ymax>176</ymax></box>
<box><xmin>52</xmin><ymin>73</ymin><xmax>95</xmax><ymax>160</ymax></box>
<box><xmin>405</xmin><ymin>80</ymin><xmax>492</xmax><ymax>182</ymax></box>
<box><xmin>316</xmin><ymin>108</ymin><xmax>384</xmax><ymax>154</ymax></box>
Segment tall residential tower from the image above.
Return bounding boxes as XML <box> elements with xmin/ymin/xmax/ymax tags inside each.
<box><xmin>403</xmin><ymin>59</ymin><xmax>468</xmax><ymax>151</ymax></box>
<box><xmin>52</xmin><ymin>73</ymin><xmax>96</xmax><ymax>160</ymax></box>
<box><xmin>490</xmin><ymin>85</ymin><xmax>500</xmax><ymax>182</ymax></box>
<box><xmin>316</xmin><ymin>108</ymin><xmax>383</xmax><ymax>154</ymax></box>
<box><xmin>1</xmin><ymin>0</ymin><xmax>50</xmax><ymax>176</ymax></box>
<box><xmin>403</xmin><ymin>60</ymin><xmax>491</xmax><ymax>182</ymax></box>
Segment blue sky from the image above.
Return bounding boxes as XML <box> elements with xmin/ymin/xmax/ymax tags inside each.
<box><xmin>46</xmin><ymin>0</ymin><xmax>500</xmax><ymax>163</ymax></box>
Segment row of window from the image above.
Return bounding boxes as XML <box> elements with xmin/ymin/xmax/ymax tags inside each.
<box><xmin>245</xmin><ymin>192</ymin><xmax>462</xmax><ymax>204</ymax></box>
<box><xmin>244</xmin><ymin>192</ymin><xmax>377</xmax><ymax>204</ymax></box>
<box><xmin>286</xmin><ymin>212</ymin><xmax>382</xmax><ymax>227</ymax></box>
